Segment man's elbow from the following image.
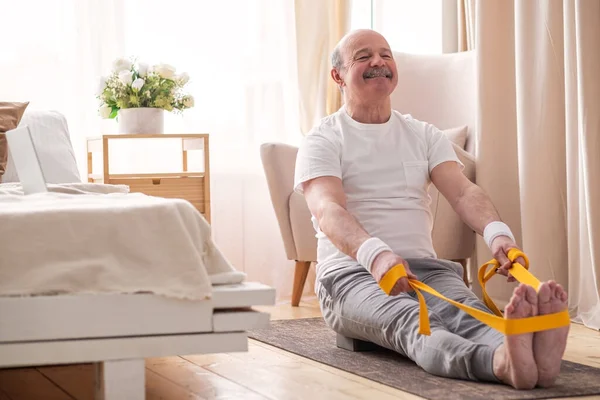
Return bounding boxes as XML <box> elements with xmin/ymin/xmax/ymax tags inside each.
<box><xmin>453</xmin><ymin>181</ymin><xmax>478</xmax><ymax>211</ymax></box>
<box><xmin>302</xmin><ymin>176</ymin><xmax>346</xmax><ymax>223</ymax></box>
<box><xmin>314</xmin><ymin>199</ymin><xmax>342</xmax><ymax>225</ymax></box>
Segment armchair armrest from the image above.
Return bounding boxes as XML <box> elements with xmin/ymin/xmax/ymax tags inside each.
<box><xmin>289</xmin><ymin>191</ymin><xmax>317</xmax><ymax>262</ymax></box>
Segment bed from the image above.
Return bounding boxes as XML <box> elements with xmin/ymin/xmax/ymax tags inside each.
<box><xmin>0</xmin><ymin>111</ymin><xmax>276</xmax><ymax>399</ymax></box>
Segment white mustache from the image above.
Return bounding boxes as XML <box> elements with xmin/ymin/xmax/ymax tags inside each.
<box><xmin>364</xmin><ymin>68</ymin><xmax>392</xmax><ymax>78</ymax></box>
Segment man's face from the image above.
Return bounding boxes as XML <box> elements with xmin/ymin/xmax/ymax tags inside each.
<box><xmin>334</xmin><ymin>31</ymin><xmax>398</xmax><ymax>101</ymax></box>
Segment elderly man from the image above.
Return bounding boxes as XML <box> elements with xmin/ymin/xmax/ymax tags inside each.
<box><xmin>293</xmin><ymin>29</ymin><xmax>569</xmax><ymax>390</ymax></box>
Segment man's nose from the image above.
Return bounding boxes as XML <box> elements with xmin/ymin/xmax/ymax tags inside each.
<box><xmin>370</xmin><ymin>53</ymin><xmax>385</xmax><ymax>66</ymax></box>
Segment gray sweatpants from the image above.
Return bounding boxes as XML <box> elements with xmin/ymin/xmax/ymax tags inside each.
<box><xmin>317</xmin><ymin>258</ymin><xmax>504</xmax><ymax>382</ymax></box>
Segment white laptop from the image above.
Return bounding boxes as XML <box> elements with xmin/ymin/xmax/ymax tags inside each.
<box><xmin>5</xmin><ymin>126</ymin><xmax>48</xmax><ymax>194</ymax></box>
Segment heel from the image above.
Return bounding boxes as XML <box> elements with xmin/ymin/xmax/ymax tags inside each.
<box><xmin>336</xmin><ymin>334</ymin><xmax>377</xmax><ymax>352</ymax></box>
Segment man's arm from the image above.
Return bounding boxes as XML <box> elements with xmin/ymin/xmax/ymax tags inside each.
<box><xmin>431</xmin><ymin>161</ymin><xmax>523</xmax><ymax>278</ymax></box>
<box><xmin>301</xmin><ymin>176</ymin><xmax>416</xmax><ymax>292</ymax></box>
<box><xmin>301</xmin><ymin>176</ymin><xmax>370</xmax><ymax>259</ymax></box>
<box><xmin>430</xmin><ymin>161</ymin><xmax>500</xmax><ymax>236</ymax></box>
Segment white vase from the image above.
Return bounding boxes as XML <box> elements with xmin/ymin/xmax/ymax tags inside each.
<box><xmin>118</xmin><ymin>107</ymin><xmax>164</xmax><ymax>134</ymax></box>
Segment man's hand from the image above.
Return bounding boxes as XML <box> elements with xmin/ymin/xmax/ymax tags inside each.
<box><xmin>490</xmin><ymin>236</ymin><xmax>527</xmax><ymax>283</ymax></box>
<box><xmin>370</xmin><ymin>251</ymin><xmax>418</xmax><ymax>295</ymax></box>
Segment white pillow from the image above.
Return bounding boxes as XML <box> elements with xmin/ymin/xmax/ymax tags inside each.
<box><xmin>3</xmin><ymin>110</ymin><xmax>81</xmax><ymax>183</ymax></box>
<box><xmin>442</xmin><ymin>125</ymin><xmax>468</xmax><ymax>150</ymax></box>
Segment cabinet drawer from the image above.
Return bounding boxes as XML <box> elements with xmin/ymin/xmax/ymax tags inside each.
<box><xmin>110</xmin><ymin>176</ymin><xmax>206</xmax><ymax>213</ymax></box>
<box><xmin>213</xmin><ymin>310</ymin><xmax>270</xmax><ymax>332</ymax></box>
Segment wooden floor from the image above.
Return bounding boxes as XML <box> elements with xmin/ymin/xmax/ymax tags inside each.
<box><xmin>1</xmin><ymin>299</ymin><xmax>599</xmax><ymax>400</ymax></box>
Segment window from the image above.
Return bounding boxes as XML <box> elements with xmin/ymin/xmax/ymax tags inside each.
<box><xmin>350</xmin><ymin>0</ymin><xmax>444</xmax><ymax>54</ymax></box>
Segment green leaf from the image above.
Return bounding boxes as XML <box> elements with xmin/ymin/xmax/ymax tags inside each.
<box><xmin>109</xmin><ymin>107</ymin><xmax>119</xmax><ymax>119</ymax></box>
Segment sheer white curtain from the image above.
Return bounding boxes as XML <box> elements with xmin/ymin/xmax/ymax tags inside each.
<box><xmin>1</xmin><ymin>0</ymin><xmax>305</xmax><ymax>303</ymax></box>
<box><xmin>0</xmin><ymin>0</ymin><xmax>125</xmax><ymax>174</ymax></box>
<box><xmin>474</xmin><ymin>0</ymin><xmax>600</xmax><ymax>330</ymax></box>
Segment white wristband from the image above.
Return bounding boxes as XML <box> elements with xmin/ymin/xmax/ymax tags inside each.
<box><xmin>483</xmin><ymin>221</ymin><xmax>515</xmax><ymax>249</ymax></box>
<box><xmin>357</xmin><ymin>237</ymin><xmax>392</xmax><ymax>271</ymax></box>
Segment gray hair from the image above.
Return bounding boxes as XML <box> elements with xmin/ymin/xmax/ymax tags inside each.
<box><xmin>331</xmin><ymin>43</ymin><xmax>344</xmax><ymax>71</ymax></box>
<box><xmin>331</xmin><ymin>43</ymin><xmax>345</xmax><ymax>93</ymax></box>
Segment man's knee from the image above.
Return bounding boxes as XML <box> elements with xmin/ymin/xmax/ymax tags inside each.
<box><xmin>412</xmin><ymin>330</ymin><xmax>455</xmax><ymax>375</ymax></box>
<box><xmin>412</xmin><ymin>329</ymin><xmax>477</xmax><ymax>379</ymax></box>
<box><xmin>436</xmin><ymin>258</ymin><xmax>465</xmax><ymax>277</ymax></box>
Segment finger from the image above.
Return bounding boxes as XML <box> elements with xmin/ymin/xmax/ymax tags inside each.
<box><xmin>495</xmin><ymin>252</ymin><xmax>511</xmax><ymax>272</ymax></box>
<box><xmin>496</xmin><ymin>265</ymin><xmax>510</xmax><ymax>276</ymax></box>
<box><xmin>515</xmin><ymin>256</ymin><xmax>527</xmax><ymax>267</ymax></box>
<box><xmin>502</xmin><ymin>254</ymin><xmax>526</xmax><ymax>281</ymax></box>
<box><xmin>391</xmin><ymin>278</ymin><xmax>410</xmax><ymax>295</ymax></box>
<box><xmin>402</xmin><ymin>262</ymin><xmax>417</xmax><ymax>280</ymax></box>
<box><xmin>497</xmin><ymin>256</ymin><xmax>513</xmax><ymax>276</ymax></box>
<box><xmin>398</xmin><ymin>277</ymin><xmax>410</xmax><ymax>293</ymax></box>
<box><xmin>390</xmin><ymin>279</ymin><xmax>403</xmax><ymax>296</ymax></box>
<box><xmin>405</xmin><ymin>270</ymin><xmax>418</xmax><ymax>280</ymax></box>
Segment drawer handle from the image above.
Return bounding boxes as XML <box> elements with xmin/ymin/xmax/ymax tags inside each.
<box><xmin>152</xmin><ymin>178</ymin><xmax>161</xmax><ymax>185</ymax></box>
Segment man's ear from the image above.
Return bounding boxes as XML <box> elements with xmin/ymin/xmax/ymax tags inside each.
<box><xmin>331</xmin><ymin>68</ymin><xmax>344</xmax><ymax>88</ymax></box>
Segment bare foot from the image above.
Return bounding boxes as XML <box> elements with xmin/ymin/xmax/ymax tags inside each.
<box><xmin>493</xmin><ymin>284</ymin><xmax>538</xmax><ymax>389</ymax></box>
<box><xmin>534</xmin><ymin>281</ymin><xmax>570</xmax><ymax>387</ymax></box>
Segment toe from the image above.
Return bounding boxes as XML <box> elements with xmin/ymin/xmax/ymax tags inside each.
<box><xmin>553</xmin><ymin>284</ymin><xmax>562</xmax><ymax>300</ymax></box>
<box><xmin>506</xmin><ymin>289</ymin><xmax>524</xmax><ymax>317</ymax></box>
<box><xmin>561</xmin><ymin>290</ymin><xmax>568</xmax><ymax>302</ymax></box>
<box><xmin>554</xmin><ymin>284</ymin><xmax>569</xmax><ymax>304</ymax></box>
<box><xmin>538</xmin><ymin>283</ymin><xmax>551</xmax><ymax>304</ymax></box>
<box><xmin>505</xmin><ymin>303</ymin><xmax>515</xmax><ymax>315</ymax></box>
<box><xmin>524</xmin><ymin>285</ymin><xmax>538</xmax><ymax>306</ymax></box>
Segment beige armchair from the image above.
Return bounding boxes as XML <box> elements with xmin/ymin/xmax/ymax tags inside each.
<box><xmin>261</xmin><ymin>50</ymin><xmax>477</xmax><ymax>306</ymax></box>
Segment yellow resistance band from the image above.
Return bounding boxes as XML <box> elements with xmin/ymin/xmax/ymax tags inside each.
<box><xmin>379</xmin><ymin>249</ymin><xmax>570</xmax><ymax>336</ymax></box>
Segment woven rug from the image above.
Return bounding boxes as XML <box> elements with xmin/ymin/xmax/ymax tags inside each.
<box><xmin>248</xmin><ymin>317</ymin><xmax>600</xmax><ymax>400</ymax></box>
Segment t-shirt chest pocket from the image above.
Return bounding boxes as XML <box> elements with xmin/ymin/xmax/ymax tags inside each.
<box><xmin>402</xmin><ymin>161</ymin><xmax>430</xmax><ymax>198</ymax></box>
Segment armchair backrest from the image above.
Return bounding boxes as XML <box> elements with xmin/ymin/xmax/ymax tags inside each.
<box><xmin>391</xmin><ymin>50</ymin><xmax>477</xmax><ymax>154</ymax></box>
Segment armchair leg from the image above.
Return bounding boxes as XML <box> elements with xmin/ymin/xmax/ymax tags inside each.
<box><xmin>292</xmin><ymin>261</ymin><xmax>311</xmax><ymax>306</ymax></box>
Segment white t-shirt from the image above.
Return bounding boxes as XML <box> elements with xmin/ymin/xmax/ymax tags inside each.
<box><xmin>294</xmin><ymin>105</ymin><xmax>464</xmax><ymax>289</ymax></box>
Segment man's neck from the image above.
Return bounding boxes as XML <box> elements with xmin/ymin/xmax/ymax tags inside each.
<box><xmin>344</xmin><ymin>98</ymin><xmax>391</xmax><ymax>124</ymax></box>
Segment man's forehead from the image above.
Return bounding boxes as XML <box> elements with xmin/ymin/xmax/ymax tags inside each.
<box><xmin>344</xmin><ymin>33</ymin><xmax>391</xmax><ymax>55</ymax></box>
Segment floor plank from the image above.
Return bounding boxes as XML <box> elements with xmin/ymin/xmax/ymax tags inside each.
<box><xmin>255</xmin><ymin>300</ymin><xmax>321</xmax><ymax>320</ymax></box>
<box><xmin>184</xmin><ymin>344</ymin><xmax>420</xmax><ymax>400</ymax></box>
<box><xmin>145</xmin><ymin>368</ymin><xmax>202</xmax><ymax>400</ymax></box>
<box><xmin>0</xmin><ymin>368</ymin><xmax>73</xmax><ymax>400</ymax></box>
<box><xmin>562</xmin><ymin>323</ymin><xmax>600</xmax><ymax>368</ymax></box>
<box><xmin>37</xmin><ymin>364</ymin><xmax>95</xmax><ymax>400</ymax></box>
<box><xmin>247</xmin><ymin>341</ymin><xmax>422</xmax><ymax>399</ymax></box>
<box><xmin>146</xmin><ymin>356</ymin><xmax>268</xmax><ymax>399</ymax></box>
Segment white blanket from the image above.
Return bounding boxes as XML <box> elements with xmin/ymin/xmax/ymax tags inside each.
<box><xmin>0</xmin><ymin>183</ymin><xmax>246</xmax><ymax>300</ymax></box>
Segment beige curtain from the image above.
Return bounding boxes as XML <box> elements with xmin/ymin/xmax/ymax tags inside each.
<box><xmin>458</xmin><ymin>0</ymin><xmax>476</xmax><ymax>51</ymax></box>
<box><xmin>294</xmin><ymin>0</ymin><xmax>350</xmax><ymax>134</ymax></box>
<box><xmin>474</xmin><ymin>0</ymin><xmax>600</xmax><ymax>330</ymax></box>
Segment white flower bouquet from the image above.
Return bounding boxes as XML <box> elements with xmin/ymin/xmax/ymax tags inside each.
<box><xmin>97</xmin><ymin>58</ymin><xmax>194</xmax><ymax>119</ymax></box>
